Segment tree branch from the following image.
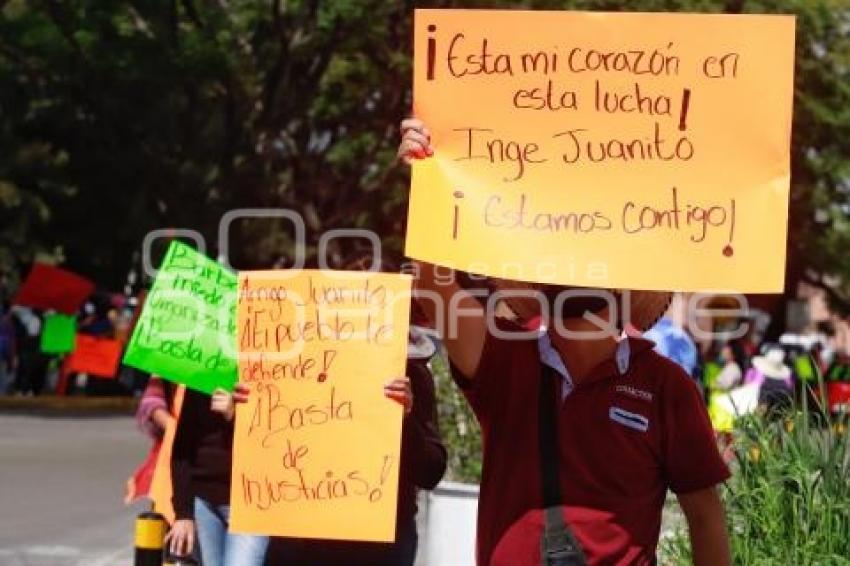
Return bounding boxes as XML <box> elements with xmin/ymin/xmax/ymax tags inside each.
<box><xmin>39</xmin><ymin>0</ymin><xmax>85</xmax><ymax>60</ymax></box>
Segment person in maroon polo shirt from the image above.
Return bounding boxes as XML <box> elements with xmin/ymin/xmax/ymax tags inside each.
<box><xmin>398</xmin><ymin>118</ymin><xmax>732</xmax><ymax>566</ymax></box>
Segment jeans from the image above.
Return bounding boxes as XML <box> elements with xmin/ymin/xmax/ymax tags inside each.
<box><xmin>194</xmin><ymin>498</ymin><xmax>269</xmax><ymax>566</ymax></box>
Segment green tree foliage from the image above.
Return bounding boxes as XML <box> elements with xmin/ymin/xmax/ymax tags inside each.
<box><xmin>0</xmin><ymin>0</ymin><xmax>418</xmax><ymax>285</ymax></box>
<box><xmin>0</xmin><ymin>0</ymin><xmax>847</xmax><ymax>317</ymax></box>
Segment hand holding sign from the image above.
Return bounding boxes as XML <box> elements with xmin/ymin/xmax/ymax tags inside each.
<box><xmin>406</xmin><ymin>9</ymin><xmax>795</xmax><ymax>292</ymax></box>
<box><xmin>230</xmin><ymin>270</ymin><xmax>411</xmax><ymax>542</ymax></box>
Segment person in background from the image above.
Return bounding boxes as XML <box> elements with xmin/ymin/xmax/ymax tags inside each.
<box><xmin>79</xmin><ymin>299</ymin><xmax>115</xmax><ymax>338</ymax></box>
<box><xmin>714</xmin><ymin>341</ymin><xmax>748</xmax><ymax>391</ymax></box>
<box><xmin>643</xmin><ymin>316</ymin><xmax>699</xmax><ymax>379</ymax></box>
<box><xmin>826</xmin><ymin>350</ymin><xmax>850</xmax><ymax>382</ymax></box>
<box><xmin>752</xmin><ymin>348</ymin><xmax>793</xmax><ymax>418</ymax></box>
<box><xmin>9</xmin><ymin>306</ymin><xmax>47</xmax><ymax>395</ymax></box>
<box><xmin>216</xmin><ymin>287</ymin><xmax>448</xmax><ymax>566</ymax></box>
<box><xmin>701</xmin><ymin>343</ymin><xmax>723</xmax><ymax>401</ymax></box>
<box><xmin>738</xmin><ymin>322</ymin><xmax>760</xmax><ymax>359</ymax></box>
<box><xmin>137</xmin><ymin>377</ymin><xmax>176</xmax><ymax>435</ymax></box>
<box><xmin>166</xmin><ymin>388</ymin><xmax>269</xmax><ymax>566</ymax></box>
<box><xmin>708</xmin><ymin>341</ymin><xmax>751</xmax><ymax>455</ymax></box>
<box><xmin>0</xmin><ymin>302</ymin><xmax>17</xmax><ymax>394</ymax></box>
<box><xmin>263</xmin><ymin>321</ymin><xmax>447</xmax><ymax>566</ymax></box>
<box><xmin>810</xmin><ymin>342</ymin><xmax>829</xmax><ymax>377</ymax></box>
<box><xmin>125</xmin><ymin>377</ymin><xmax>178</xmax><ymax>504</ymax></box>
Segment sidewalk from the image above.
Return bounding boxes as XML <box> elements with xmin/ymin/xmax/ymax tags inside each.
<box><xmin>0</xmin><ymin>394</ymin><xmax>137</xmax><ymax>416</ymax></box>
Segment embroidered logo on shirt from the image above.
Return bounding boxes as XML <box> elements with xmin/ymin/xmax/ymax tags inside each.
<box><xmin>615</xmin><ymin>384</ymin><xmax>654</xmax><ymax>402</ymax></box>
<box><xmin>609</xmin><ymin>406</ymin><xmax>650</xmax><ymax>432</ymax></box>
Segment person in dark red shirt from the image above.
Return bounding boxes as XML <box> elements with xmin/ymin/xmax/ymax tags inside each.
<box><xmin>398</xmin><ymin>118</ymin><xmax>732</xmax><ymax>566</ymax></box>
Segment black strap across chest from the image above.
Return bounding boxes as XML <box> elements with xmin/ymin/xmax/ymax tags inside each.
<box><xmin>537</xmin><ymin>363</ymin><xmax>586</xmax><ymax>566</ymax></box>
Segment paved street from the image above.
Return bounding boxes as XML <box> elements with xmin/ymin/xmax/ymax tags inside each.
<box><xmin>0</xmin><ymin>413</ymin><xmax>148</xmax><ymax>566</ymax></box>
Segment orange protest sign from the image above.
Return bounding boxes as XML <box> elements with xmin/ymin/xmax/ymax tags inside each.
<box><xmin>64</xmin><ymin>334</ymin><xmax>123</xmax><ymax>378</ymax></box>
<box><xmin>150</xmin><ymin>385</ymin><xmax>185</xmax><ymax>525</ymax></box>
<box><xmin>230</xmin><ymin>270</ymin><xmax>412</xmax><ymax>541</ymax></box>
<box><xmin>407</xmin><ymin>9</ymin><xmax>795</xmax><ymax>292</ymax></box>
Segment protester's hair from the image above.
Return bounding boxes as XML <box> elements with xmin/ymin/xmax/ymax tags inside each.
<box><xmin>816</xmin><ymin>320</ymin><xmax>835</xmax><ymax>338</ymax></box>
<box><xmin>728</xmin><ymin>339</ymin><xmax>750</xmax><ymax>371</ymax></box>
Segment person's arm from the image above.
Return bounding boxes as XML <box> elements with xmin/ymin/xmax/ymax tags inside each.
<box><xmin>167</xmin><ymin>389</ymin><xmax>200</xmax><ymax>557</ymax></box>
<box><xmin>400</xmin><ymin>361</ymin><xmax>447</xmax><ymax>489</ymax></box>
<box><xmin>136</xmin><ymin>378</ymin><xmax>172</xmax><ymax>438</ymax></box>
<box><xmin>170</xmin><ymin>390</ymin><xmax>198</xmax><ymax>522</ymax></box>
<box><xmin>660</xmin><ymin>362</ymin><xmax>732</xmax><ymax>564</ymax></box>
<box><xmin>677</xmin><ymin>487</ymin><xmax>731</xmax><ymax>566</ymax></box>
<box><xmin>412</xmin><ymin>261</ymin><xmax>486</xmax><ymax>379</ymax></box>
<box><xmin>715</xmin><ymin>363</ymin><xmax>741</xmax><ymax>390</ymax></box>
<box><xmin>150</xmin><ymin>407</ymin><xmax>174</xmax><ymax>431</ymax></box>
<box><xmin>399</xmin><ymin>118</ymin><xmax>487</xmax><ymax>378</ymax></box>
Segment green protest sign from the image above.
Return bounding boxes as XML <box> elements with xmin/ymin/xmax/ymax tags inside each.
<box><xmin>40</xmin><ymin>313</ymin><xmax>77</xmax><ymax>354</ymax></box>
<box><xmin>123</xmin><ymin>241</ymin><xmax>237</xmax><ymax>394</ymax></box>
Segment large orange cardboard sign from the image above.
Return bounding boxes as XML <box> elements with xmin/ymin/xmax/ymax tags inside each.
<box><xmin>230</xmin><ymin>270</ymin><xmax>411</xmax><ymax>542</ymax></box>
<box><xmin>407</xmin><ymin>9</ymin><xmax>795</xmax><ymax>292</ymax></box>
<box><xmin>150</xmin><ymin>385</ymin><xmax>186</xmax><ymax>524</ymax></box>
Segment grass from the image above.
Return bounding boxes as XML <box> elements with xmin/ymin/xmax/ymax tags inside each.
<box><xmin>660</xmin><ymin>385</ymin><xmax>850</xmax><ymax>565</ymax></box>
<box><xmin>430</xmin><ymin>352</ymin><xmax>483</xmax><ymax>484</ymax></box>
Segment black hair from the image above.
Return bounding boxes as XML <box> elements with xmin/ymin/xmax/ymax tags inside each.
<box><xmin>727</xmin><ymin>339</ymin><xmax>749</xmax><ymax>371</ymax></box>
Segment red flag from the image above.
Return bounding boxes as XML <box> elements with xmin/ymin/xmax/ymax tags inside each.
<box><xmin>13</xmin><ymin>263</ymin><xmax>95</xmax><ymax>314</ymax></box>
<box><xmin>125</xmin><ymin>441</ymin><xmax>162</xmax><ymax>504</ymax></box>
<box><xmin>64</xmin><ymin>334</ymin><xmax>122</xmax><ymax>378</ymax></box>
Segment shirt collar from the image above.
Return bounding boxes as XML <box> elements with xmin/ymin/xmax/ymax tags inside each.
<box><xmin>538</xmin><ymin>331</ymin><xmax>634</xmax><ymax>399</ymax></box>
<box><xmin>538</xmin><ymin>331</ymin><xmax>574</xmax><ymax>400</ymax></box>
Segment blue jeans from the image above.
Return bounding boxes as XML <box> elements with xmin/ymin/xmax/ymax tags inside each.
<box><xmin>194</xmin><ymin>498</ymin><xmax>269</xmax><ymax>566</ymax></box>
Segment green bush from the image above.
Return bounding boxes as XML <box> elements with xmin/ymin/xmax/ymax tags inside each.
<box><xmin>660</xmin><ymin>394</ymin><xmax>850</xmax><ymax>565</ymax></box>
<box><xmin>430</xmin><ymin>352</ymin><xmax>483</xmax><ymax>484</ymax></box>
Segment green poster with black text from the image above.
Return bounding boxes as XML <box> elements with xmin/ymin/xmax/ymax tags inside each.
<box><xmin>123</xmin><ymin>241</ymin><xmax>237</xmax><ymax>394</ymax></box>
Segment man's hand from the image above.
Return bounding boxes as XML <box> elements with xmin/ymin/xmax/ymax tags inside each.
<box><xmin>677</xmin><ymin>486</ymin><xmax>731</xmax><ymax>566</ymax></box>
<box><xmin>383</xmin><ymin>377</ymin><xmax>413</xmax><ymax>414</ymax></box>
<box><xmin>210</xmin><ymin>388</ymin><xmax>235</xmax><ymax>422</ymax></box>
<box><xmin>398</xmin><ymin>118</ymin><xmax>433</xmax><ymax>164</ymax></box>
<box><xmin>164</xmin><ymin>519</ymin><xmax>195</xmax><ymax>557</ymax></box>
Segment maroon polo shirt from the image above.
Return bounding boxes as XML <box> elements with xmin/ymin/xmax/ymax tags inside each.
<box><xmin>453</xmin><ymin>321</ymin><xmax>730</xmax><ymax>565</ymax></box>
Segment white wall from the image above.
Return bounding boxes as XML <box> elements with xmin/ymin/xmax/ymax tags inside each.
<box><xmin>416</xmin><ymin>482</ymin><xmax>479</xmax><ymax>566</ymax></box>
